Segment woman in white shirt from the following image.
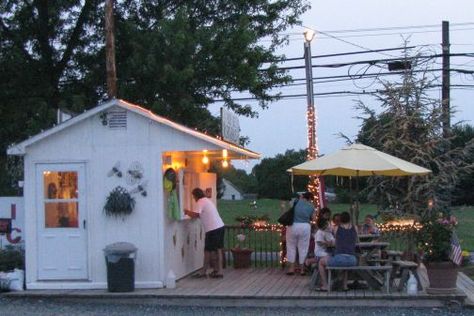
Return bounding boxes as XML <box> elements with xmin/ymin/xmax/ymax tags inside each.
<box><xmin>184</xmin><ymin>188</ymin><xmax>225</xmax><ymax>278</ymax></box>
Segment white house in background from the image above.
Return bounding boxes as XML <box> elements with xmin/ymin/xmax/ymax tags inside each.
<box><xmin>7</xmin><ymin>98</ymin><xmax>259</xmax><ymax>290</ymax></box>
<box><xmin>221</xmin><ymin>178</ymin><xmax>244</xmax><ymax>200</ymax></box>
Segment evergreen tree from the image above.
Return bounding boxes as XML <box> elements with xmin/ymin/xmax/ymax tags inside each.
<box><xmin>355</xmin><ymin>50</ymin><xmax>474</xmax><ymax>215</ymax></box>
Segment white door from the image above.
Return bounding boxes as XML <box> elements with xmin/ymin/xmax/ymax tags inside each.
<box><xmin>36</xmin><ymin>163</ymin><xmax>88</xmax><ymax>280</ymax></box>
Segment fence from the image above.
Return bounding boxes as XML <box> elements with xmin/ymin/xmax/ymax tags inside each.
<box><xmin>224</xmin><ymin>225</ymin><xmax>282</xmax><ymax>268</ymax></box>
<box><xmin>224</xmin><ymin>225</ymin><xmax>418</xmax><ymax>268</ymax></box>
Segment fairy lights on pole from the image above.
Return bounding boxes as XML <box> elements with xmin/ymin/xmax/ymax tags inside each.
<box><xmin>304</xmin><ymin>28</ymin><xmax>321</xmax><ymax>208</ymax></box>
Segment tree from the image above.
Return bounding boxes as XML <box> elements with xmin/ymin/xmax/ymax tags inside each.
<box><xmin>253</xmin><ymin>149</ymin><xmax>307</xmax><ymax>200</ymax></box>
<box><xmin>0</xmin><ymin>1</ymin><xmax>309</xmax><ymax>194</ymax></box>
<box><xmin>0</xmin><ymin>0</ymin><xmax>104</xmax><ymax>194</ymax></box>
<box><xmin>451</xmin><ymin>124</ymin><xmax>474</xmax><ymax>205</ymax></box>
<box><xmin>355</xmin><ymin>49</ymin><xmax>474</xmax><ymax>215</ymax></box>
<box><xmin>210</xmin><ymin>163</ymin><xmax>257</xmax><ymax>198</ymax></box>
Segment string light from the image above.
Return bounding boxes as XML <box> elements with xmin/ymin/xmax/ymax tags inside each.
<box><xmin>307</xmin><ymin>106</ymin><xmax>321</xmax><ymax>208</ymax></box>
<box><xmin>222</xmin><ymin>159</ymin><xmax>229</xmax><ymax>168</ymax></box>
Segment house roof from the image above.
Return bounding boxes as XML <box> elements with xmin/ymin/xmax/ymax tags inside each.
<box><xmin>222</xmin><ymin>178</ymin><xmax>244</xmax><ymax>196</ymax></box>
<box><xmin>7</xmin><ymin>98</ymin><xmax>260</xmax><ymax>159</ymax></box>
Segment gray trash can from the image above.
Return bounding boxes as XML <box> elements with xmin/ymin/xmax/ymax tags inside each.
<box><xmin>103</xmin><ymin>242</ymin><xmax>137</xmax><ymax>292</ymax></box>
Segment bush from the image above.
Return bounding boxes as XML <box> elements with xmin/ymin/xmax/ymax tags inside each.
<box><xmin>0</xmin><ymin>246</ymin><xmax>24</xmax><ymax>271</ymax></box>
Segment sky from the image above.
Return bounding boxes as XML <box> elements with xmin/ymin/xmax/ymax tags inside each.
<box><xmin>210</xmin><ymin>0</ymin><xmax>474</xmax><ymax>172</ymax></box>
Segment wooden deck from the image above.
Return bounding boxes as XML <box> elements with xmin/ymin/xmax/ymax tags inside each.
<box><xmin>5</xmin><ymin>267</ymin><xmax>469</xmax><ymax>308</ymax></box>
<box><xmin>164</xmin><ymin>267</ymin><xmax>435</xmax><ymax>298</ymax></box>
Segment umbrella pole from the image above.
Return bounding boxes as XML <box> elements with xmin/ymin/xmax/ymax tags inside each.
<box><xmin>349</xmin><ymin>176</ymin><xmax>354</xmax><ymax>224</ymax></box>
<box><xmin>355</xmin><ymin>171</ymin><xmax>360</xmax><ymax>225</ymax></box>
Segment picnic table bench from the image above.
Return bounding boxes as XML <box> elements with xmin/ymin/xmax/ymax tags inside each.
<box><xmin>327</xmin><ymin>265</ymin><xmax>393</xmax><ymax>293</ymax></box>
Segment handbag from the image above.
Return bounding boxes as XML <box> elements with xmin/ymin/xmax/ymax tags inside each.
<box><xmin>278</xmin><ymin>200</ymin><xmax>298</xmax><ymax>226</ymax></box>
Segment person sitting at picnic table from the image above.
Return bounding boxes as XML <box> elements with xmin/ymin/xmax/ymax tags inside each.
<box><xmin>318</xmin><ymin>211</ymin><xmax>358</xmax><ymax>291</ymax></box>
<box><xmin>360</xmin><ymin>214</ymin><xmax>380</xmax><ymax>235</ymax></box>
<box><xmin>331</xmin><ymin>213</ymin><xmax>341</xmax><ymax>234</ymax></box>
<box><xmin>305</xmin><ymin>217</ymin><xmax>335</xmax><ymax>267</ymax></box>
<box><xmin>318</xmin><ymin>207</ymin><xmax>331</xmax><ymax>221</ymax></box>
<box><xmin>286</xmin><ymin>191</ymin><xmax>316</xmax><ymax>276</ymax></box>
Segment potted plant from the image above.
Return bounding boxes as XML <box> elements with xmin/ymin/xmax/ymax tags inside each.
<box><xmin>104</xmin><ymin>186</ymin><xmax>136</xmax><ymax>218</ymax></box>
<box><xmin>417</xmin><ymin>213</ymin><xmax>460</xmax><ymax>293</ymax></box>
<box><xmin>231</xmin><ymin>234</ymin><xmax>253</xmax><ymax>269</ymax></box>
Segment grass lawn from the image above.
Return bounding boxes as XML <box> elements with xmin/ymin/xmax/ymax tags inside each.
<box><xmin>217</xmin><ymin>199</ymin><xmax>474</xmax><ymax>251</ymax></box>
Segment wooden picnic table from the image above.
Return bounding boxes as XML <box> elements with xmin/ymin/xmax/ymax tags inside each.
<box><xmin>358</xmin><ymin>234</ymin><xmax>380</xmax><ymax>242</ymax></box>
<box><xmin>356</xmin><ymin>241</ymin><xmax>390</xmax><ymax>263</ymax></box>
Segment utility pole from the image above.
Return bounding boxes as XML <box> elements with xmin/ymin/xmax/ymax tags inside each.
<box><xmin>303</xmin><ymin>29</ymin><xmax>322</xmax><ymax>208</ymax></box>
<box><xmin>442</xmin><ymin>20</ymin><xmax>450</xmax><ymax>138</ymax></box>
<box><xmin>105</xmin><ymin>0</ymin><xmax>117</xmax><ymax>99</ymax></box>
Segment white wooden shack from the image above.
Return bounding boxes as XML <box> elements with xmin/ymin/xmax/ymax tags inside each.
<box><xmin>7</xmin><ymin>99</ymin><xmax>259</xmax><ymax>290</ymax></box>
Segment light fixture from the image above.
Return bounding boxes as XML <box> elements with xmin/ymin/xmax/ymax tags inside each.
<box><xmin>222</xmin><ymin>149</ymin><xmax>228</xmax><ymax>159</ymax></box>
<box><xmin>222</xmin><ymin>160</ymin><xmax>229</xmax><ymax>168</ymax></box>
<box><xmin>303</xmin><ymin>28</ymin><xmax>315</xmax><ymax>43</ymax></box>
<box><xmin>202</xmin><ymin>150</ymin><xmax>209</xmax><ymax>164</ymax></box>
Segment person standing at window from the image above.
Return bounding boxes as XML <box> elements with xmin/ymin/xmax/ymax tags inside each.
<box><xmin>184</xmin><ymin>188</ymin><xmax>225</xmax><ymax>278</ymax></box>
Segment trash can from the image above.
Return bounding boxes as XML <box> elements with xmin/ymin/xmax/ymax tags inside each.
<box><xmin>103</xmin><ymin>242</ymin><xmax>137</xmax><ymax>292</ymax></box>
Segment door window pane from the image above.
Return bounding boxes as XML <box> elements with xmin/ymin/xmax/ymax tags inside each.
<box><xmin>43</xmin><ymin>171</ymin><xmax>79</xmax><ymax>228</ymax></box>
<box><xmin>44</xmin><ymin>202</ymin><xmax>79</xmax><ymax>228</ymax></box>
<box><xmin>43</xmin><ymin>171</ymin><xmax>78</xmax><ymax>199</ymax></box>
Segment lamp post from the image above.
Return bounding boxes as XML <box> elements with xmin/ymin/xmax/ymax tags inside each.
<box><xmin>303</xmin><ymin>29</ymin><xmax>321</xmax><ymax>208</ymax></box>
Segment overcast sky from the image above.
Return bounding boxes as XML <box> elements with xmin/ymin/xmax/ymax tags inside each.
<box><xmin>211</xmin><ymin>0</ymin><xmax>474</xmax><ymax>172</ymax></box>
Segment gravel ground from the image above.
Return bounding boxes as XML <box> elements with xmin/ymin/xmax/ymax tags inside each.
<box><xmin>0</xmin><ymin>297</ymin><xmax>474</xmax><ymax>316</ymax></box>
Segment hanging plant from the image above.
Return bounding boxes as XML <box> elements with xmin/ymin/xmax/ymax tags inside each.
<box><xmin>103</xmin><ymin>186</ymin><xmax>136</xmax><ymax>218</ymax></box>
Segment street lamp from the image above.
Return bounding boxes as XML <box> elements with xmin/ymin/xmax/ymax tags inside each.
<box><xmin>303</xmin><ymin>28</ymin><xmax>321</xmax><ymax>208</ymax></box>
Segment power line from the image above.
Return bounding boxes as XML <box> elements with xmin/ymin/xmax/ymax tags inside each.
<box><xmin>262</xmin><ymin>53</ymin><xmax>474</xmax><ymax>72</ymax></box>
<box><xmin>310</xmin><ymin>22</ymin><xmax>474</xmax><ymax>35</ymax></box>
<box><xmin>273</xmin><ymin>46</ymin><xmax>416</xmax><ymax>63</ymax></box>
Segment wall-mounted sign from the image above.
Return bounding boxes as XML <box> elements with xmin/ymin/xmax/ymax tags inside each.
<box><xmin>220</xmin><ymin>108</ymin><xmax>240</xmax><ymax>144</ymax></box>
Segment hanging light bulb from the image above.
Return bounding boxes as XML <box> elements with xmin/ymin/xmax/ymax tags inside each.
<box><xmin>222</xmin><ymin>159</ymin><xmax>229</xmax><ymax>168</ymax></box>
<box><xmin>202</xmin><ymin>150</ymin><xmax>209</xmax><ymax>164</ymax></box>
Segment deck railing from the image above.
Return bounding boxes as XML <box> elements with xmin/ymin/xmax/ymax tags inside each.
<box><xmin>223</xmin><ymin>225</ymin><xmax>418</xmax><ymax>268</ymax></box>
<box><xmin>224</xmin><ymin>225</ymin><xmax>282</xmax><ymax>268</ymax></box>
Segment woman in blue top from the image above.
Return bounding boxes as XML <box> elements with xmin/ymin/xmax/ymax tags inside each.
<box><xmin>319</xmin><ymin>211</ymin><xmax>358</xmax><ymax>291</ymax></box>
<box><xmin>286</xmin><ymin>192</ymin><xmax>316</xmax><ymax>275</ymax></box>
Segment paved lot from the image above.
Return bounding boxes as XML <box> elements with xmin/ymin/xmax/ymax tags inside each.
<box><xmin>0</xmin><ymin>297</ymin><xmax>473</xmax><ymax>315</ymax></box>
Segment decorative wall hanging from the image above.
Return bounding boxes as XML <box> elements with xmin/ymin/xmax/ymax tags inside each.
<box><xmin>107</xmin><ymin>161</ymin><xmax>122</xmax><ymax>178</ymax></box>
<box><xmin>126</xmin><ymin>161</ymin><xmax>144</xmax><ymax>185</ymax></box>
<box><xmin>130</xmin><ymin>180</ymin><xmax>148</xmax><ymax>197</ymax></box>
<box><xmin>164</xmin><ymin>168</ymin><xmax>180</xmax><ymax>220</ymax></box>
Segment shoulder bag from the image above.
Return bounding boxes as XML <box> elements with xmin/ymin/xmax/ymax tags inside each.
<box><xmin>278</xmin><ymin>200</ymin><xmax>298</xmax><ymax>226</ymax></box>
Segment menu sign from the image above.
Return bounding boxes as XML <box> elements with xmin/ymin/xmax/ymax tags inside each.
<box><xmin>220</xmin><ymin>108</ymin><xmax>240</xmax><ymax>144</ymax></box>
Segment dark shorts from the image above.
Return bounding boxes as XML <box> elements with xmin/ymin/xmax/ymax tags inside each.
<box><xmin>205</xmin><ymin>226</ymin><xmax>225</xmax><ymax>251</ymax></box>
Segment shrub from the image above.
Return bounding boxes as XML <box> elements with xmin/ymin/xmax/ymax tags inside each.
<box><xmin>0</xmin><ymin>246</ymin><xmax>24</xmax><ymax>271</ymax></box>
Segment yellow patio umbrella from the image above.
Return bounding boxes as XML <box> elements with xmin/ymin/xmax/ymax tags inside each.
<box><xmin>287</xmin><ymin>143</ymin><xmax>432</xmax><ymax>222</ymax></box>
